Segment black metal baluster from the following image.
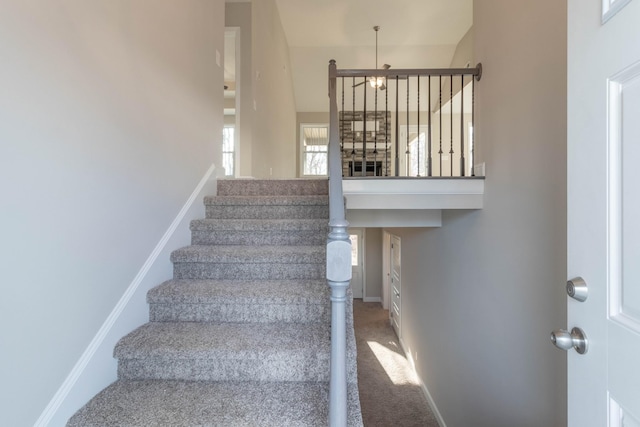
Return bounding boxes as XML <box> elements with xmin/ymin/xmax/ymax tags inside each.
<box><xmin>351</xmin><ymin>77</ymin><xmax>356</xmax><ymax>176</ymax></box>
<box><xmin>428</xmin><ymin>76</ymin><xmax>432</xmax><ymax>176</ymax></box>
<box><xmin>417</xmin><ymin>76</ymin><xmax>421</xmax><ymax>177</ymax></box>
<box><xmin>450</xmin><ymin>74</ymin><xmax>454</xmax><ymax>177</ymax></box>
<box><xmin>395</xmin><ymin>76</ymin><xmax>399</xmax><ymax>176</ymax></box>
<box><xmin>460</xmin><ymin>75</ymin><xmax>465</xmax><ymax>176</ymax></box>
<box><xmin>341</xmin><ymin>77</ymin><xmax>345</xmax><ymax>175</ymax></box>
<box><xmin>471</xmin><ymin>75</ymin><xmax>475</xmax><ymax>176</ymax></box>
<box><xmin>362</xmin><ymin>77</ymin><xmax>367</xmax><ymax>177</ymax></box>
<box><xmin>385</xmin><ymin>77</ymin><xmax>389</xmax><ymax>176</ymax></box>
<box><xmin>373</xmin><ymin>81</ymin><xmax>378</xmax><ymax>176</ymax></box>
<box><xmin>405</xmin><ymin>76</ymin><xmax>410</xmax><ymax>176</ymax></box>
<box><xmin>438</xmin><ymin>75</ymin><xmax>443</xmax><ymax>176</ymax></box>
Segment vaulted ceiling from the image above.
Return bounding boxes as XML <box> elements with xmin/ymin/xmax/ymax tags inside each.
<box><xmin>274</xmin><ymin>0</ymin><xmax>473</xmax><ymax>111</ymax></box>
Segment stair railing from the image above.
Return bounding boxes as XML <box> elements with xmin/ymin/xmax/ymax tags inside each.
<box><xmin>327</xmin><ymin>59</ymin><xmax>352</xmax><ymax>426</ymax></box>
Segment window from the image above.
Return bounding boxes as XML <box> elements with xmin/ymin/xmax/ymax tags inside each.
<box><xmin>408</xmin><ymin>131</ymin><xmax>426</xmax><ymax>177</ymax></box>
<box><xmin>301</xmin><ymin>125</ymin><xmax>328</xmax><ymax>176</ymax></box>
<box><xmin>222</xmin><ymin>125</ymin><xmax>235</xmax><ymax>176</ymax></box>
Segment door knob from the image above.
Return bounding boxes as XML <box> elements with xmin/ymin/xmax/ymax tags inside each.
<box><xmin>550</xmin><ymin>327</ymin><xmax>588</xmax><ymax>354</ymax></box>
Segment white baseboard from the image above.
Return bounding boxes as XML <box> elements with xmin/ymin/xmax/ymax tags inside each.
<box><xmin>362</xmin><ymin>296</ymin><xmax>382</xmax><ymax>303</ymax></box>
<box><xmin>399</xmin><ymin>338</ymin><xmax>447</xmax><ymax>427</ymax></box>
<box><xmin>35</xmin><ymin>164</ymin><xmax>218</xmax><ymax>427</ymax></box>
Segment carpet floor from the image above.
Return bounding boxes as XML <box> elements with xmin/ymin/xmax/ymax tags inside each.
<box><xmin>354</xmin><ymin>300</ymin><xmax>439</xmax><ymax>427</ymax></box>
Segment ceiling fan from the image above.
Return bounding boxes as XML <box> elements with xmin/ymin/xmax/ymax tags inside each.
<box><xmin>354</xmin><ymin>26</ymin><xmax>391</xmax><ymax>90</ymax></box>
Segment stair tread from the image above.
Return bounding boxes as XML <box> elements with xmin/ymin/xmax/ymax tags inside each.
<box><xmin>217</xmin><ymin>178</ymin><xmax>329</xmax><ymax>196</ymax></box>
<box><xmin>148</xmin><ymin>279</ymin><xmax>329</xmax><ymax>304</ymax></box>
<box><xmin>115</xmin><ymin>322</ymin><xmax>330</xmax><ymax>359</ymax></box>
<box><xmin>190</xmin><ymin>218</ymin><xmax>328</xmax><ymax>231</ymax></box>
<box><xmin>204</xmin><ymin>195</ymin><xmax>329</xmax><ymax>206</ymax></box>
<box><xmin>171</xmin><ymin>245</ymin><xmax>325</xmax><ymax>263</ymax></box>
<box><xmin>67</xmin><ymin>379</ymin><xmax>330</xmax><ymax>427</ymax></box>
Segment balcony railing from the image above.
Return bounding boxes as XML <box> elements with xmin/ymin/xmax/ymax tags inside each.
<box><xmin>332</xmin><ymin>61</ymin><xmax>482</xmax><ymax>178</ymax></box>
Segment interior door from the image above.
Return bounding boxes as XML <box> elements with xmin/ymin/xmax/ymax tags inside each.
<box><xmin>567</xmin><ymin>1</ymin><xmax>640</xmax><ymax>425</ymax></box>
<box><xmin>390</xmin><ymin>235</ymin><xmax>401</xmax><ymax>338</ymax></box>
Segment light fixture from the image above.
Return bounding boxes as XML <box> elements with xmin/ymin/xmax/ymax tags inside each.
<box><xmin>369</xmin><ymin>26</ymin><xmax>388</xmax><ymax>89</ymax></box>
<box><xmin>354</xmin><ymin>26</ymin><xmax>390</xmax><ymax>90</ymax></box>
<box><xmin>369</xmin><ymin>76</ymin><xmax>385</xmax><ymax>88</ymax></box>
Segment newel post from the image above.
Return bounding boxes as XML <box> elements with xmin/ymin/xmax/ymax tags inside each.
<box><xmin>327</xmin><ymin>59</ymin><xmax>351</xmax><ymax>427</ymax></box>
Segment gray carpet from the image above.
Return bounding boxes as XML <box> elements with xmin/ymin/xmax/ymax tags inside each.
<box><xmin>354</xmin><ymin>300</ymin><xmax>439</xmax><ymax>427</ymax></box>
<box><xmin>67</xmin><ymin>179</ymin><xmax>363</xmax><ymax>426</ymax></box>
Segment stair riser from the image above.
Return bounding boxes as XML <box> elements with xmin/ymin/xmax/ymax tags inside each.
<box><xmin>206</xmin><ymin>205</ymin><xmax>329</xmax><ymax>220</ymax></box>
<box><xmin>191</xmin><ymin>231</ymin><xmax>326</xmax><ymax>246</ymax></box>
<box><xmin>149</xmin><ymin>302</ymin><xmax>330</xmax><ymax>323</ymax></box>
<box><xmin>118</xmin><ymin>354</ymin><xmax>357</xmax><ymax>383</ymax></box>
<box><xmin>173</xmin><ymin>263</ymin><xmax>325</xmax><ymax>280</ymax></box>
<box><xmin>217</xmin><ymin>180</ymin><xmax>328</xmax><ymax>196</ymax></box>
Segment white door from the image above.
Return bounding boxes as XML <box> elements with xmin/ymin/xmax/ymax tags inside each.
<box><xmin>390</xmin><ymin>235</ymin><xmax>401</xmax><ymax>338</ymax></box>
<box><xmin>567</xmin><ymin>1</ymin><xmax>640</xmax><ymax>425</ymax></box>
<box><xmin>350</xmin><ymin>229</ymin><xmax>364</xmax><ymax>299</ymax></box>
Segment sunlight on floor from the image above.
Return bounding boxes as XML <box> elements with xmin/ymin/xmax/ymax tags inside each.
<box><xmin>367</xmin><ymin>340</ymin><xmax>421</xmax><ymax>386</ymax></box>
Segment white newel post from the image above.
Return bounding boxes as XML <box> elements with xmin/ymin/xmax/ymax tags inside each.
<box><xmin>327</xmin><ymin>59</ymin><xmax>351</xmax><ymax>427</ymax></box>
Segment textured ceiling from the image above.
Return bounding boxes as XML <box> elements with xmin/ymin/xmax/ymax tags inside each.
<box><xmin>274</xmin><ymin>0</ymin><xmax>473</xmax><ymax>111</ymax></box>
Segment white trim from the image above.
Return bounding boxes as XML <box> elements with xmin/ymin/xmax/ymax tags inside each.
<box><xmin>343</xmin><ymin>178</ymin><xmax>484</xmax><ymax>210</ymax></box>
<box><xmin>34</xmin><ymin>163</ymin><xmax>217</xmax><ymax>427</ymax></box>
<box><xmin>399</xmin><ymin>337</ymin><xmax>447</xmax><ymax>427</ymax></box>
<box><xmin>348</xmin><ymin>228</ymin><xmax>365</xmax><ymax>299</ymax></box>
<box><xmin>362</xmin><ymin>297</ymin><xmax>381</xmax><ymax>303</ymax></box>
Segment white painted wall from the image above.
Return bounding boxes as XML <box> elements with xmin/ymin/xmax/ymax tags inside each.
<box><xmin>251</xmin><ymin>0</ymin><xmax>298</xmax><ymax>178</ymax></box>
<box><xmin>225</xmin><ymin>2</ymin><xmax>254</xmax><ymax>177</ymax></box>
<box><xmin>389</xmin><ymin>1</ymin><xmax>567</xmax><ymax>426</ymax></box>
<box><xmin>0</xmin><ymin>1</ymin><xmax>225</xmax><ymax>425</ymax></box>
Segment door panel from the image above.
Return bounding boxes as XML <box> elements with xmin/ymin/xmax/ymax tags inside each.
<box><xmin>567</xmin><ymin>0</ymin><xmax>640</xmax><ymax>425</ymax></box>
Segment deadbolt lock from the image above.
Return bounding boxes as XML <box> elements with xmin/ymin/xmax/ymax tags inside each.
<box><xmin>566</xmin><ymin>277</ymin><xmax>588</xmax><ymax>302</ymax></box>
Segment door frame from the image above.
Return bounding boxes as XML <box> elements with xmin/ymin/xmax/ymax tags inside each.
<box><xmin>382</xmin><ymin>230</ymin><xmax>391</xmax><ymax>310</ymax></box>
<box><xmin>390</xmin><ymin>233</ymin><xmax>401</xmax><ymax>338</ymax></box>
<box><xmin>349</xmin><ymin>228</ymin><xmax>365</xmax><ymax>299</ymax></box>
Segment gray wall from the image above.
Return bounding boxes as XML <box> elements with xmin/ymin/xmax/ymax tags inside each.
<box><xmin>391</xmin><ymin>1</ymin><xmax>567</xmax><ymax>426</ymax></box>
<box><xmin>0</xmin><ymin>1</ymin><xmax>225</xmax><ymax>425</ymax></box>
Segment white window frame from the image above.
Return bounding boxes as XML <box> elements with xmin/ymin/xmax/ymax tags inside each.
<box><xmin>222</xmin><ymin>125</ymin><xmax>236</xmax><ymax>177</ymax></box>
<box><xmin>300</xmin><ymin>123</ymin><xmax>329</xmax><ymax>177</ymax></box>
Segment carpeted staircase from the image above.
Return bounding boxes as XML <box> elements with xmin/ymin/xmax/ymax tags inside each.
<box><xmin>68</xmin><ymin>179</ymin><xmax>363</xmax><ymax>426</ymax></box>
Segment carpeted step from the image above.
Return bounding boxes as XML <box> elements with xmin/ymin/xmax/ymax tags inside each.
<box><xmin>217</xmin><ymin>178</ymin><xmax>329</xmax><ymax>196</ymax></box>
<box><xmin>190</xmin><ymin>218</ymin><xmax>327</xmax><ymax>246</ymax></box>
<box><xmin>66</xmin><ymin>178</ymin><xmax>363</xmax><ymax>426</ymax></box>
<box><xmin>205</xmin><ymin>195</ymin><xmax>329</xmax><ymax>219</ymax></box>
<box><xmin>66</xmin><ymin>379</ymin><xmax>363</xmax><ymax>427</ymax></box>
<box><xmin>114</xmin><ymin>322</ymin><xmax>356</xmax><ymax>382</ymax></box>
<box><xmin>147</xmin><ymin>279</ymin><xmax>330</xmax><ymax>323</ymax></box>
<box><xmin>171</xmin><ymin>245</ymin><xmax>326</xmax><ymax>280</ymax></box>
